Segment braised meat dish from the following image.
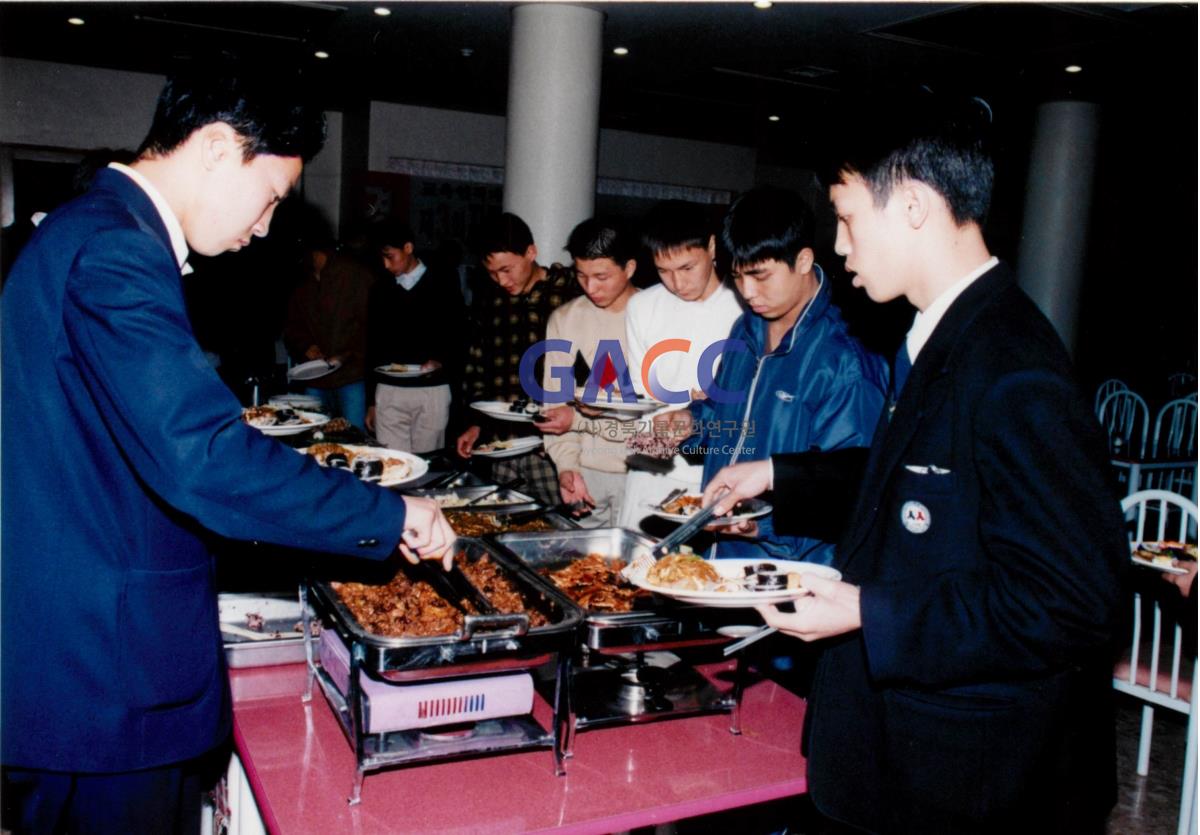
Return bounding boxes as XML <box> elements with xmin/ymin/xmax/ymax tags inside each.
<box><xmin>445</xmin><ymin>512</ymin><xmax>556</xmax><ymax>536</ymax></box>
<box><xmin>331</xmin><ymin>553</ymin><xmax>546</xmax><ymax>636</ymax></box>
<box><xmin>540</xmin><ymin>553</ymin><xmax>643</xmax><ymax>612</ymax></box>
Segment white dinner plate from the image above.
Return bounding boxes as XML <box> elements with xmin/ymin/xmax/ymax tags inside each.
<box><xmin>629</xmin><ymin>558</ymin><xmax>842</xmax><ymax>608</ymax></box>
<box><xmin>471</xmin><ymin>437</ymin><xmax>543</xmax><ymax>459</ymax></box>
<box><xmin>572</xmin><ymin>388</ymin><xmax>661</xmax><ymax>416</ymax></box>
<box><xmin>244</xmin><ymin>408</ymin><xmax>329</xmax><ymax>436</ymax></box>
<box><xmin>376</xmin><ymin>363</ymin><xmax>432</xmax><ymax>380</ymax></box>
<box><xmin>650</xmin><ymin>495</ymin><xmax>772</xmax><ymax>525</ymax></box>
<box><xmin>299</xmin><ymin>444</ymin><xmax>429</xmax><ymax>487</ymax></box>
<box><xmin>1130</xmin><ymin>542</ymin><xmax>1194</xmax><ymax>575</ymax></box>
<box><xmin>470</xmin><ymin>400</ymin><xmax>542</xmax><ymax>423</ymax></box>
<box><xmin>268</xmin><ymin>394</ymin><xmax>325</xmax><ymax>411</ymax></box>
<box><xmin>288</xmin><ymin>358</ymin><xmax>341</xmax><ymax>381</ymax></box>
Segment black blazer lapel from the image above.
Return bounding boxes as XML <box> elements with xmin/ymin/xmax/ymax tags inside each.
<box><xmin>838</xmin><ymin>264</ymin><xmax>1016</xmax><ymax>566</ymax></box>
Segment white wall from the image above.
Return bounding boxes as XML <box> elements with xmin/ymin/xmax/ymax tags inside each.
<box><xmin>0</xmin><ymin>57</ymin><xmax>162</xmax><ymax>150</ymax></box>
<box><xmin>4</xmin><ymin>58</ymin><xmax>768</xmax><ymax>235</ymax></box>
<box><xmin>369</xmin><ymin>100</ymin><xmax>758</xmax><ymax>193</ymax></box>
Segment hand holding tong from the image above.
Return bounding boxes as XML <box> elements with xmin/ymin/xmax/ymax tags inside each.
<box><xmin>623</xmin><ymin>487</ymin><xmax>729</xmax><ymax>578</ymax></box>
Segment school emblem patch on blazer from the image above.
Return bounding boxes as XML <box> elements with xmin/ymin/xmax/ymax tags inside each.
<box><xmin>900</xmin><ymin>500</ymin><xmax>931</xmax><ymax>534</ymax></box>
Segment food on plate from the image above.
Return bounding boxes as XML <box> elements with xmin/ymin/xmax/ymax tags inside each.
<box><xmin>539</xmin><ymin>553</ymin><xmax>643</xmax><ymax>612</ymax></box>
<box><xmin>242</xmin><ymin>405</ymin><xmax>312</xmax><ymax>428</ymax></box>
<box><xmin>444</xmin><ymin>512</ymin><xmax>555</xmax><ymax>536</ymax></box>
<box><xmin>1132</xmin><ymin>541</ymin><xmax>1198</xmax><ymax>567</ymax></box>
<box><xmin>433</xmin><ymin>492</ymin><xmax>526</xmax><ymax>508</ymax></box>
<box><xmin>646</xmin><ymin>552</ymin><xmax>723</xmax><ymax>590</ymax></box>
<box><xmin>474</xmin><ymin>440</ymin><xmax>515</xmax><ymax>453</ymax></box>
<box><xmin>304</xmin><ymin>443</ymin><xmax>412</xmax><ymax>483</ymax></box>
<box><xmin>331</xmin><ymin>552</ymin><xmax>545</xmax><ymax>637</ymax></box>
<box><xmin>385</xmin><ymin>363</ymin><xmax>421</xmax><ymax>372</ymax></box>
<box><xmin>661</xmin><ymin>494</ymin><xmax>704</xmax><ymax>516</ymax></box>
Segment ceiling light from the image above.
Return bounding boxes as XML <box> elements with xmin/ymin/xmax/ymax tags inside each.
<box><xmin>768</xmin><ymin>115</ymin><xmax>781</xmax><ymax>122</ymax></box>
<box><xmin>373</xmin><ymin>6</ymin><xmax>391</xmax><ymax>15</ymax></box>
<box><xmin>460</xmin><ymin>47</ymin><xmax>474</xmax><ymax>58</ymax></box>
<box><xmin>67</xmin><ymin>17</ymin><xmax>85</xmax><ymax>25</ymax></box>
<box><xmin>613</xmin><ymin>46</ymin><xmax>629</xmax><ymax>56</ymax></box>
<box><xmin>314</xmin><ymin>50</ymin><xmax>330</xmax><ymax>59</ymax></box>
<box><xmin>1064</xmin><ymin>64</ymin><xmax>1082</xmax><ymax>73</ymax></box>
<box><xmin>754</xmin><ymin>1</ymin><xmax>773</xmax><ymax>9</ymax></box>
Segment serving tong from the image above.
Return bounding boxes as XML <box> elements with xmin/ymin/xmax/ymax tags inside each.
<box><xmin>621</xmin><ymin>487</ymin><xmax>730</xmax><ymax>579</ymax></box>
<box><xmin>464</xmin><ymin>476</ymin><xmax>525</xmax><ymax>506</ymax></box>
<box><xmin>412</xmin><ymin>558</ymin><xmax>531</xmax><ymax>639</ymax></box>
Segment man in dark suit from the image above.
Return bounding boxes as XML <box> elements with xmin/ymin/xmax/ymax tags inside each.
<box><xmin>1</xmin><ymin>70</ymin><xmax>455</xmax><ymax>833</ymax></box>
<box><xmin>705</xmin><ymin>97</ymin><xmax>1127</xmax><ymax>832</ymax></box>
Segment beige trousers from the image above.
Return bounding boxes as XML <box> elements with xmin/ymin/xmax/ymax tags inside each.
<box><xmin>374</xmin><ymin>384</ymin><xmax>451</xmax><ymax>453</ymax></box>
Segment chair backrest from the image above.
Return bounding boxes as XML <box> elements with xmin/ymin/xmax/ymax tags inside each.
<box><xmin>1096</xmin><ymin>378</ymin><xmax>1130</xmax><ymax>415</ymax></box>
<box><xmin>1154</xmin><ymin>398</ymin><xmax>1199</xmax><ymax>459</ymax></box>
<box><xmin>1115</xmin><ymin>490</ymin><xmax>1198</xmax><ymax>713</ymax></box>
<box><xmin>1099</xmin><ymin>389</ymin><xmax>1151</xmax><ymax>459</ymax></box>
<box><xmin>1167</xmin><ymin>372</ymin><xmax>1197</xmax><ymax>400</ymax></box>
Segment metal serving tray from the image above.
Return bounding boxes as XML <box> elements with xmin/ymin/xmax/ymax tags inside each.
<box><xmin>403</xmin><ymin>485</ymin><xmax>540</xmax><ymax>512</ymax></box>
<box><xmin>219</xmin><ymin>592</ymin><xmax>309</xmax><ymax>668</ymax></box>
<box><xmin>492</xmin><ymin>528</ymin><xmax>726</xmax><ymax>653</ymax></box>
<box><xmin>305</xmin><ymin>538</ymin><xmax>583</xmax><ymax>681</ymax></box>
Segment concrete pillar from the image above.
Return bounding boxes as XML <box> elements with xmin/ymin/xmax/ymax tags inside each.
<box><xmin>1016</xmin><ymin>100</ymin><xmax>1100</xmax><ymax>356</ymax></box>
<box><xmin>503</xmin><ymin>3</ymin><xmax>603</xmax><ymax>265</ymax></box>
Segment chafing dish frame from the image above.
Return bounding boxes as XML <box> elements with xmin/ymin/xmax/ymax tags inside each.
<box><xmin>301</xmin><ymin>538</ymin><xmax>583</xmax><ymax>804</ymax></box>
<box><xmin>491</xmin><ymin>528</ymin><xmax>749</xmax><ymax>732</ymax></box>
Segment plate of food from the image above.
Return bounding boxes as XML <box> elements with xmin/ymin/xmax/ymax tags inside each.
<box><xmin>471</xmin><ymin>400</ymin><xmax>543</xmax><ymax>423</ymax></box>
<box><xmin>1131</xmin><ymin>541</ymin><xmax>1197</xmax><ymax>575</ymax></box>
<box><xmin>242</xmin><ymin>405</ymin><xmax>329</xmax><ymax>436</ymax></box>
<box><xmin>376</xmin><ymin>363</ymin><xmax>432</xmax><ymax>379</ymax></box>
<box><xmin>471</xmin><ymin>437</ymin><xmax>543</xmax><ymax>459</ymax></box>
<box><xmin>300</xmin><ymin>443</ymin><xmax>428</xmax><ymax>487</ymax></box>
<box><xmin>650</xmin><ymin>492</ymin><xmax>772</xmax><ymax>525</ymax></box>
<box><xmin>572</xmin><ymin>388</ymin><xmax>660</xmax><ymax>417</ymax></box>
<box><xmin>288</xmin><ymin>358</ymin><xmax>341</xmax><ymax>381</ymax></box>
<box><xmin>268</xmin><ymin>393</ymin><xmax>326</xmax><ymax>412</ymax></box>
<box><xmin>628</xmin><ymin>554</ymin><xmax>842</xmax><ymax>608</ymax></box>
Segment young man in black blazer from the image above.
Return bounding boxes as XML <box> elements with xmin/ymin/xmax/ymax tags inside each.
<box><xmin>706</xmin><ymin>96</ymin><xmax>1127</xmax><ymax>833</ymax></box>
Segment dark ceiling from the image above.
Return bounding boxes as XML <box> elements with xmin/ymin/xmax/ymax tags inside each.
<box><xmin>1</xmin><ymin>1</ymin><xmax>1195</xmax><ymax>164</ymax></box>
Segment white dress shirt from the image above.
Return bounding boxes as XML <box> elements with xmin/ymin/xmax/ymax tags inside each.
<box><xmin>906</xmin><ymin>256</ymin><xmax>998</xmax><ymax>361</ymax></box>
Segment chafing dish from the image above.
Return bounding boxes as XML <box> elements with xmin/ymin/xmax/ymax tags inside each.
<box><xmin>403</xmin><ymin>484</ymin><xmax>541</xmax><ymax>511</ymax></box>
<box><xmin>491</xmin><ymin>528</ymin><xmax>746</xmax><ymax>731</ymax></box>
<box><xmin>302</xmin><ymin>538</ymin><xmax>582</xmax><ymax>804</ymax></box>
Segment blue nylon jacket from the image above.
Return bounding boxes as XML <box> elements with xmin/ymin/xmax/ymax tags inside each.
<box><xmin>685</xmin><ymin>267</ymin><xmax>888</xmax><ymax>563</ymax></box>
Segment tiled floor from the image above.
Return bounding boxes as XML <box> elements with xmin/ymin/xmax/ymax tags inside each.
<box><xmin>1108</xmin><ymin>693</ymin><xmax>1191</xmax><ymax>835</ymax></box>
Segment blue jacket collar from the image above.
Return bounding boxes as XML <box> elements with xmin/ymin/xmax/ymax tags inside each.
<box><xmin>733</xmin><ymin>263</ymin><xmax>831</xmax><ymax>358</ymax></box>
<box><xmin>90</xmin><ymin>167</ymin><xmax>176</xmax><ymax>264</ymax></box>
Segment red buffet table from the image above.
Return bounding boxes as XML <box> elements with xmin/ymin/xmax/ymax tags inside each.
<box><xmin>229</xmin><ymin>660</ymin><xmax>808</xmax><ymax>834</ymax></box>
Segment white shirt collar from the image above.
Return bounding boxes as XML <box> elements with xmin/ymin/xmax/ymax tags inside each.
<box><xmin>395</xmin><ymin>259</ymin><xmax>427</xmax><ymax>290</ymax></box>
<box><xmin>108</xmin><ymin>162</ymin><xmax>192</xmax><ymax>275</ymax></box>
<box><xmin>906</xmin><ymin>256</ymin><xmax>998</xmax><ymax>361</ymax></box>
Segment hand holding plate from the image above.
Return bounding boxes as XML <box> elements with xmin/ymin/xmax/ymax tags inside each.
<box><xmin>754</xmin><ymin>573</ymin><xmax>861</xmax><ymax>642</ymax></box>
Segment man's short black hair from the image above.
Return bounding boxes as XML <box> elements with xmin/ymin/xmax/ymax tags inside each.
<box><xmin>827</xmin><ymin>92</ymin><xmax>994</xmax><ymax>227</ymax></box>
<box><xmin>720</xmin><ymin>186</ymin><xmax>815</xmax><ymax>270</ymax></box>
<box><xmin>476</xmin><ymin>212</ymin><xmax>535</xmax><ymax>259</ymax></box>
<box><xmin>566</xmin><ymin>218</ymin><xmax>638</xmax><ymax>264</ymax></box>
<box><xmin>137</xmin><ymin>69</ymin><xmax>326</xmax><ymax>163</ymax></box>
<box><xmin>641</xmin><ymin>200</ymin><xmax>713</xmax><ymax>257</ymax></box>
<box><xmin>372</xmin><ymin>218</ymin><xmax>417</xmax><ymax>251</ymax></box>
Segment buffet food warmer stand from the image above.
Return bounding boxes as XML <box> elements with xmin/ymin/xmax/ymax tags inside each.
<box><xmin>300</xmin><ymin>538</ymin><xmax>583</xmax><ymax>804</ymax></box>
<box><xmin>493</xmin><ymin>528</ymin><xmax>749</xmax><ymax>735</ymax></box>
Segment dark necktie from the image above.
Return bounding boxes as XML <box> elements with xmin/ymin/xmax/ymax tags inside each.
<box><xmin>893</xmin><ymin>342</ymin><xmax>912</xmax><ymax>397</ymax></box>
